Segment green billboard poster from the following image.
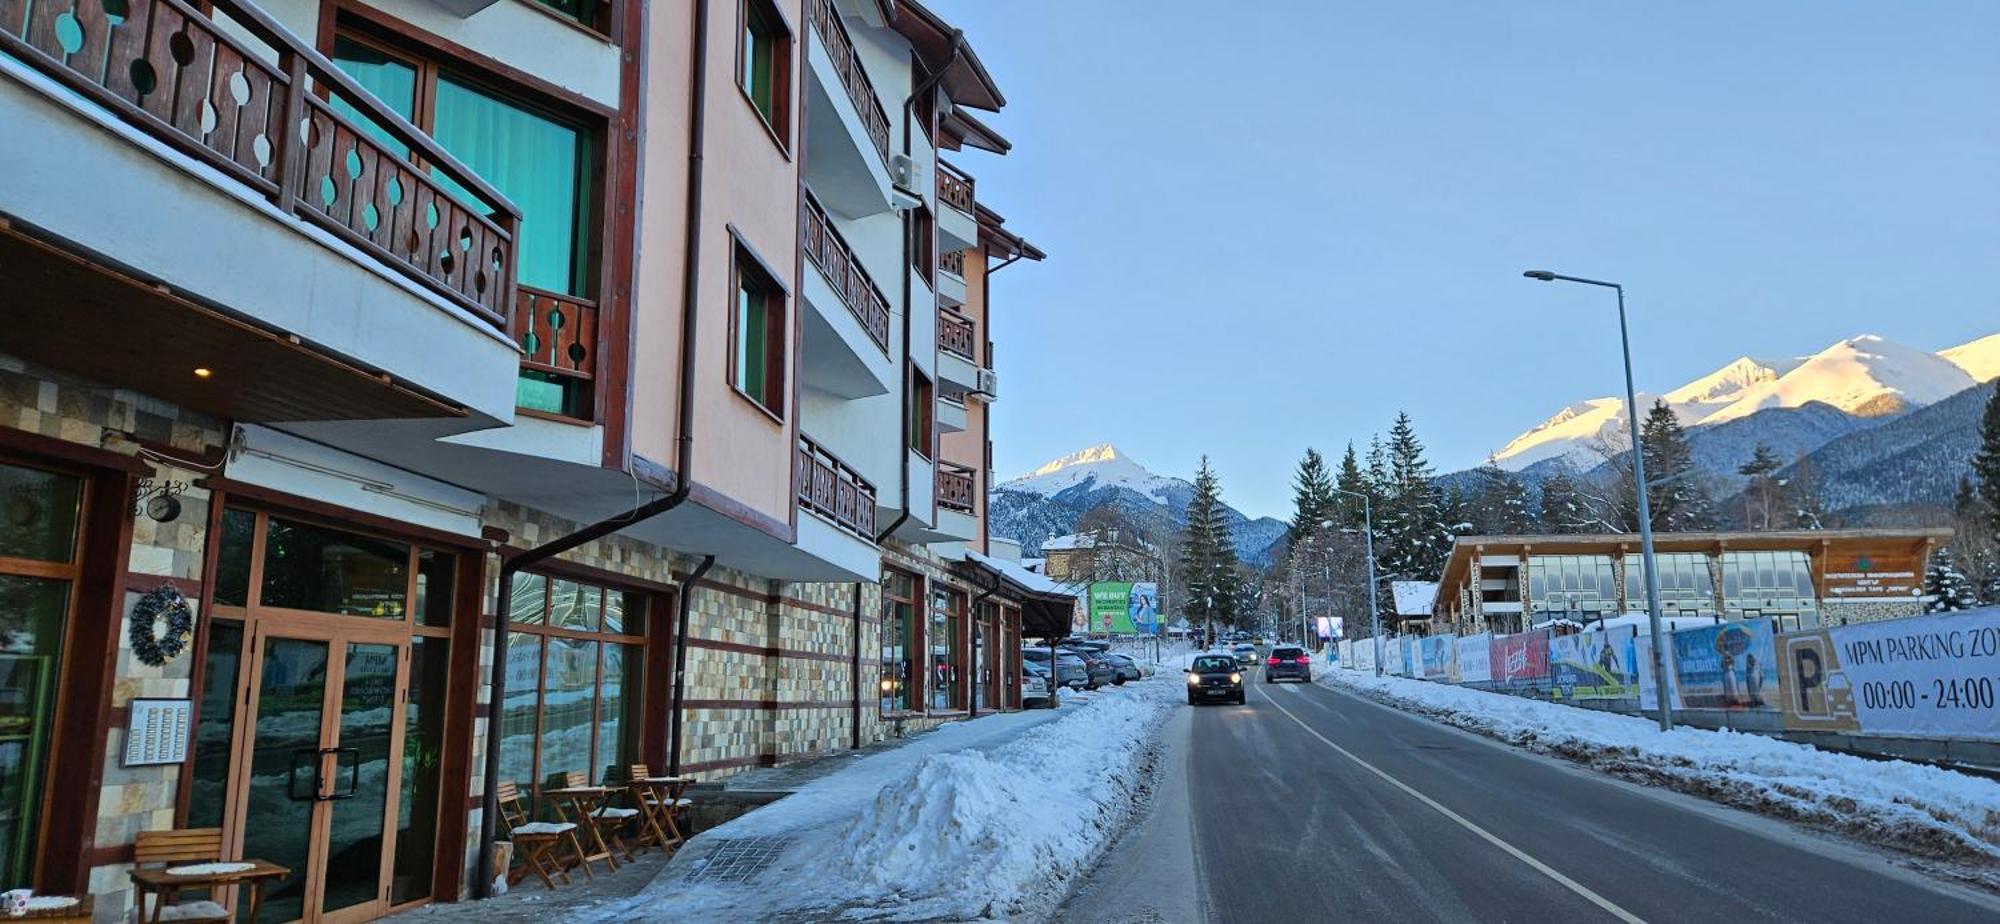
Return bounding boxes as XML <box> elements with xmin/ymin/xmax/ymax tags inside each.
<box><xmin>1089</xmin><ymin>582</ymin><xmax>1138</xmax><ymax>634</ymax></box>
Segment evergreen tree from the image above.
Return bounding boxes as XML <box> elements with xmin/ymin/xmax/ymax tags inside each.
<box><xmin>1976</xmin><ymin>383</ymin><xmax>2000</xmax><ymax>537</ymax></box>
<box><xmin>1287</xmin><ymin>447</ymin><xmax>1338</xmax><ymax>545</ymax></box>
<box><xmin>1738</xmin><ymin>442</ymin><xmax>1784</xmax><ymax>530</ymax></box>
<box><xmin>1377</xmin><ymin>412</ymin><xmax>1450</xmax><ymax>581</ymax></box>
<box><xmin>1470</xmin><ymin>458</ymin><xmax>1534</xmax><ymax>534</ymax></box>
<box><xmin>1637</xmin><ymin>400</ymin><xmax>1715</xmax><ymax>531</ymax></box>
<box><xmin>1537</xmin><ymin>470</ymin><xmax>1593</xmax><ymax>534</ymax></box>
<box><xmin>1364</xmin><ymin>435</ymin><xmax>1390</xmax><ymax>498</ymax></box>
<box><xmin>1333</xmin><ymin>443</ymin><xmax>1370</xmax><ymax>530</ymax></box>
<box><xmin>1787</xmin><ymin>453</ymin><xmax>1830</xmax><ymax>530</ymax></box>
<box><xmin>1925</xmin><ymin>547</ymin><xmax>1980</xmax><ymax>613</ymax></box>
<box><xmin>1177</xmin><ymin>456</ymin><xmax>1242</xmax><ymax>632</ymax></box>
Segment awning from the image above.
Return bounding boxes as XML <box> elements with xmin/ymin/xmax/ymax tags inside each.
<box><xmin>957</xmin><ymin>549</ymin><xmax>1077</xmax><ymax>638</ymax></box>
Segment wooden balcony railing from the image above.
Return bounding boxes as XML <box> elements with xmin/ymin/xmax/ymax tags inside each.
<box><xmin>0</xmin><ymin>0</ymin><xmax>521</xmax><ymax>331</ymax></box>
<box><xmin>937</xmin><ymin>162</ymin><xmax>975</xmax><ymax>212</ymax></box>
<box><xmin>939</xmin><ymin>249</ymin><xmax>966</xmax><ymax>278</ymax></box>
<box><xmin>938</xmin><ymin>310</ymin><xmax>977</xmax><ymax>362</ymax></box>
<box><xmin>937</xmin><ymin>463</ymin><xmax>976</xmax><ymax>513</ymax></box>
<box><xmin>808</xmin><ymin>0</ymin><xmax>890</xmax><ymax>167</ymax></box>
<box><xmin>801</xmin><ymin>192</ymin><xmax>890</xmax><ymax>351</ymax></box>
<box><xmin>797</xmin><ymin>435</ymin><xmax>878</xmax><ymax>540</ymax></box>
<box><xmin>514</xmin><ymin>284</ymin><xmax>597</xmax><ymax>397</ymax></box>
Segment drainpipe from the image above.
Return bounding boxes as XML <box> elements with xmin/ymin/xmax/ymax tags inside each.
<box><xmin>851</xmin><ymin>581</ymin><xmax>865</xmax><ymax>749</ymax></box>
<box><xmin>668</xmin><ymin>554</ymin><xmax>717</xmax><ymax>775</ymax></box>
<box><xmin>875</xmin><ymin>32</ymin><xmax>965</xmax><ymax>545</ymax></box>
<box><xmin>473</xmin><ymin>0</ymin><xmax>713</xmax><ymax>898</ymax></box>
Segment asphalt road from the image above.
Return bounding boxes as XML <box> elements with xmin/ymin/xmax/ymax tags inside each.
<box><xmin>1062</xmin><ymin>676</ymin><xmax>2000</xmax><ymax>924</ymax></box>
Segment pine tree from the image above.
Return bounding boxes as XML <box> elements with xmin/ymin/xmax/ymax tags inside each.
<box><xmin>1178</xmin><ymin>456</ymin><xmax>1242</xmax><ymax>632</ymax></box>
<box><xmin>1637</xmin><ymin>400</ymin><xmax>1715</xmax><ymax>531</ymax></box>
<box><xmin>1377</xmin><ymin>412</ymin><xmax>1449</xmax><ymax>581</ymax></box>
<box><xmin>1976</xmin><ymin>383</ymin><xmax>2000</xmax><ymax>537</ymax></box>
<box><xmin>1470</xmin><ymin>458</ymin><xmax>1533</xmax><ymax>534</ymax></box>
<box><xmin>1287</xmin><ymin>447</ymin><xmax>1338</xmax><ymax>546</ymax></box>
<box><xmin>1537</xmin><ymin>470</ymin><xmax>1593</xmax><ymax>534</ymax></box>
<box><xmin>1333</xmin><ymin>443</ymin><xmax>1369</xmax><ymax>530</ymax></box>
<box><xmin>1925</xmin><ymin>547</ymin><xmax>1980</xmax><ymax>613</ymax></box>
<box><xmin>1738</xmin><ymin>442</ymin><xmax>1783</xmax><ymax>530</ymax></box>
<box><xmin>1787</xmin><ymin>452</ymin><xmax>1830</xmax><ymax>530</ymax></box>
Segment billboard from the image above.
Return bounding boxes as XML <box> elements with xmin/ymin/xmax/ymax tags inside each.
<box><xmin>1670</xmin><ymin>618</ymin><xmax>1778</xmax><ymax>710</ymax></box>
<box><xmin>1089</xmin><ymin>583</ymin><xmax>1158</xmax><ymax>634</ymax></box>
<box><xmin>1775</xmin><ymin>608</ymin><xmax>2000</xmax><ymax>741</ymax></box>
<box><xmin>1550</xmin><ymin>629</ymin><xmax>1639</xmax><ymax>701</ymax></box>
<box><xmin>1420</xmin><ymin>635</ymin><xmax>1456</xmax><ymax>681</ymax></box>
<box><xmin>1490</xmin><ymin>632</ymin><xmax>1550</xmax><ymax>686</ymax></box>
<box><xmin>1457</xmin><ymin>634</ymin><xmax>1493</xmax><ymax>684</ymax></box>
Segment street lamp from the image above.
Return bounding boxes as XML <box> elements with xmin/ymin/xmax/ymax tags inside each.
<box><xmin>1331</xmin><ymin>488</ymin><xmax>1383</xmax><ymax>676</ymax></box>
<box><xmin>1522</xmin><ymin>270</ymin><xmax>1672</xmax><ymax>732</ymax></box>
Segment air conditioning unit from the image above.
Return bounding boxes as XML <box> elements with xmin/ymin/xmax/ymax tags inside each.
<box><xmin>889</xmin><ymin>152</ymin><xmax>925</xmax><ymax>211</ymax></box>
<box><xmin>975</xmin><ymin>368</ymin><xmax>999</xmax><ymax>399</ymax></box>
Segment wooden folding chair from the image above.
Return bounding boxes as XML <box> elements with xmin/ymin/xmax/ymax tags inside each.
<box><xmin>496</xmin><ymin>781</ymin><xmax>577</xmax><ymax>889</ymax></box>
<box><xmin>132</xmin><ymin>829</ymin><xmax>230</xmax><ymax>924</ymax></box>
<box><xmin>561</xmin><ymin>770</ymin><xmax>637</xmax><ymax>864</ymax></box>
<box><xmin>624</xmin><ymin>763</ymin><xmax>676</xmax><ymax>852</ymax></box>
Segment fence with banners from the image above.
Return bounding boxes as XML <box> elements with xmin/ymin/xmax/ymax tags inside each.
<box><xmin>1340</xmin><ymin>606</ymin><xmax>2000</xmax><ymax>746</ymax></box>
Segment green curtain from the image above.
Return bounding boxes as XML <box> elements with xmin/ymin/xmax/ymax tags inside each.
<box><xmin>329</xmin><ymin>39</ymin><xmax>416</xmax><ymax>158</ymax></box>
<box><xmin>432</xmin><ymin>76</ymin><xmax>588</xmax><ymax>296</ymax></box>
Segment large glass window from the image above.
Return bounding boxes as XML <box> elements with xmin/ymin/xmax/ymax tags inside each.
<box><xmin>732</xmin><ymin>248</ymin><xmax>786</xmax><ymax>415</ymax></box>
<box><xmin>497</xmin><ymin>573</ymin><xmax>647</xmax><ymax>810</ymax></box>
<box><xmin>881</xmin><ymin>570</ymin><xmax>918</xmax><ymax>713</ymax></box>
<box><xmin>1722</xmin><ymin>551</ymin><xmax>1816</xmax><ymax>609</ymax></box>
<box><xmin>259</xmin><ymin>517</ymin><xmax>411</xmax><ymax>617</ymax></box>
<box><xmin>1527</xmin><ymin>555</ymin><xmax>1617</xmax><ymax>616</ymax></box>
<box><xmin>929</xmin><ymin>588</ymin><xmax>963</xmax><ymax>711</ymax></box>
<box><xmin>187</xmin><ymin>621</ymin><xmax>244</xmax><ymax>829</ymax></box>
<box><xmin>1626</xmin><ymin>552</ymin><xmax>1716</xmax><ymax>611</ymax></box>
<box><xmin>0</xmin><ymin>461</ymin><xmax>82</xmax><ymax>888</ymax></box>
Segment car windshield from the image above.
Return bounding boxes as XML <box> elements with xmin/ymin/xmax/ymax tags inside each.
<box><xmin>1192</xmin><ymin>656</ymin><xmax>1236</xmax><ymax>672</ymax></box>
<box><xmin>1273</xmin><ymin>648</ymin><xmax>1304</xmax><ymax>659</ymax></box>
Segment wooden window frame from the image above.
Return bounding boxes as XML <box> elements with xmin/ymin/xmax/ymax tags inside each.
<box><xmin>735</xmin><ymin>0</ymin><xmax>794</xmax><ymax>153</ymax></box>
<box><xmin>880</xmin><ymin>566</ymin><xmax>923</xmax><ymax>716</ymax></box>
<box><xmin>727</xmin><ymin>240</ymin><xmax>790</xmax><ymax>421</ymax></box>
<box><xmin>499</xmin><ymin>571</ymin><xmax>650</xmax><ymax>813</ymax></box>
<box><xmin>908</xmin><ymin>368</ymin><xmax>934</xmax><ymax>459</ymax></box>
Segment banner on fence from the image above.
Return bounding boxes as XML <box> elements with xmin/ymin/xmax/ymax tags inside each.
<box><xmin>1457</xmin><ymin>634</ymin><xmax>1492</xmax><ymax>683</ymax></box>
<box><xmin>1490</xmin><ymin>632</ymin><xmax>1550</xmax><ymax>685</ymax></box>
<box><xmin>1636</xmin><ymin>632</ymin><xmax>1679</xmax><ymax>710</ymax></box>
<box><xmin>1670</xmin><ymin>618</ymin><xmax>1778</xmax><ymax>710</ymax></box>
<box><xmin>1551</xmin><ymin>628</ymin><xmax>1640</xmax><ymax>700</ymax></box>
<box><xmin>1420</xmin><ymin>635</ymin><xmax>1456</xmax><ymax>681</ymax></box>
<box><xmin>1775</xmin><ymin>608</ymin><xmax>2000</xmax><ymax>741</ymax></box>
<box><xmin>1403</xmin><ymin>636</ymin><xmax>1420</xmax><ymax>677</ymax></box>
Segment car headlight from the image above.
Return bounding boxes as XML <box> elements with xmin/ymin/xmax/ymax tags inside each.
<box><xmin>1186</xmin><ymin>673</ymin><xmax>1200</xmax><ymax>685</ymax></box>
<box><xmin>1229</xmin><ymin>673</ymin><xmax>1241</xmax><ymax>684</ymax></box>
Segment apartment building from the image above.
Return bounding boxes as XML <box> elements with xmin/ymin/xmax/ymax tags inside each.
<box><xmin>0</xmin><ymin>0</ymin><xmax>1051</xmax><ymax>918</ymax></box>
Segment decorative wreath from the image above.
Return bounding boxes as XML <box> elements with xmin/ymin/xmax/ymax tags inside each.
<box><xmin>129</xmin><ymin>585</ymin><xmax>196</xmax><ymax>668</ymax></box>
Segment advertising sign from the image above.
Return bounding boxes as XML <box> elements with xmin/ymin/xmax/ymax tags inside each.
<box><xmin>1551</xmin><ymin>629</ymin><xmax>1639</xmax><ymax>701</ymax></box>
<box><xmin>1775</xmin><ymin>608</ymin><xmax>2000</xmax><ymax>741</ymax></box>
<box><xmin>1820</xmin><ymin>549</ymin><xmax>1924</xmax><ymax>600</ymax></box>
<box><xmin>1490</xmin><ymin>632</ymin><xmax>1550</xmax><ymax>686</ymax></box>
<box><xmin>1636</xmin><ymin>632</ymin><xmax>1680</xmax><ymax>711</ymax></box>
<box><xmin>1356</xmin><ymin>637</ymin><xmax>1376</xmax><ymax>672</ymax></box>
<box><xmin>1089</xmin><ymin>583</ymin><xmax>1137</xmax><ymax>634</ymax></box>
<box><xmin>1420</xmin><ymin>635</ymin><xmax>1455</xmax><ymax>681</ymax></box>
<box><xmin>1457</xmin><ymin>634</ymin><xmax>1493</xmax><ymax>684</ymax></box>
<box><xmin>1670</xmin><ymin>618</ymin><xmax>1778</xmax><ymax>710</ymax></box>
<box><xmin>1402</xmin><ymin>636</ymin><xmax>1419</xmax><ymax>677</ymax></box>
<box><xmin>1129</xmin><ymin>583</ymin><xmax>1160</xmax><ymax>635</ymax></box>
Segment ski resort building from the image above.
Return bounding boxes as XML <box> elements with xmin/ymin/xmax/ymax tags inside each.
<box><xmin>1432</xmin><ymin>529</ymin><xmax>1951</xmax><ymax>635</ymax></box>
<box><xmin>0</xmin><ymin>0</ymin><xmax>1063</xmax><ymax>916</ymax></box>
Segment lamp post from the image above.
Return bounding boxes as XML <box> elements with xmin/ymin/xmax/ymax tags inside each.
<box><xmin>1332</xmin><ymin>488</ymin><xmax>1382</xmax><ymax>676</ymax></box>
<box><xmin>1522</xmin><ymin>270</ymin><xmax>1672</xmax><ymax>732</ymax></box>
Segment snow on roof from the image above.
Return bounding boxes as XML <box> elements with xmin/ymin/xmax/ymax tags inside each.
<box><xmin>1039</xmin><ymin>533</ymin><xmax>1095</xmax><ymax>551</ymax></box>
<box><xmin>1580</xmin><ymin>612</ymin><xmax>1726</xmax><ymax>634</ymax></box>
<box><xmin>961</xmin><ymin>549</ymin><xmax>1076</xmax><ymax>601</ymax></box>
<box><xmin>1390</xmin><ymin>581</ymin><xmax>1438</xmax><ymax>616</ymax></box>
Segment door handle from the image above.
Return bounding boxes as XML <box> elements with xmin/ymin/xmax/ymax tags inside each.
<box><xmin>319</xmin><ymin>747</ymin><xmax>362</xmax><ymax>801</ymax></box>
<box><xmin>287</xmin><ymin>747</ymin><xmax>320</xmax><ymax>802</ymax></box>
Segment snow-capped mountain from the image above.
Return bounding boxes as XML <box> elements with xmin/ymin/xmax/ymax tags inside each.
<box><xmin>989</xmin><ymin>444</ymin><xmax>1288</xmax><ymax>566</ymax></box>
<box><xmin>1491</xmin><ymin>333</ymin><xmax>1992</xmax><ymax>473</ymax></box>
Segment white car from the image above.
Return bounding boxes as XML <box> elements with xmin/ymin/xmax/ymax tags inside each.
<box><xmin>1022</xmin><ymin>661</ymin><xmax>1054</xmax><ymax>707</ymax></box>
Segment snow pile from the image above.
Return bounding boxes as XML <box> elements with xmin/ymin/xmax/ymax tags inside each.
<box><xmin>1322</xmin><ymin>670</ymin><xmax>2000</xmax><ymax>864</ymax></box>
<box><xmin>831</xmin><ymin>682</ymin><xmax>1174</xmax><ymax>918</ymax></box>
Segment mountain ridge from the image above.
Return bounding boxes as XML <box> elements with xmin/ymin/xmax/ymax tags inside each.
<box><xmin>990</xmin><ymin>444</ymin><xmax>1287</xmax><ymax>566</ymax></box>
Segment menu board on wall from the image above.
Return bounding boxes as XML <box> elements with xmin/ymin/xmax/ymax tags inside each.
<box><xmin>123</xmin><ymin>698</ymin><xmax>193</xmax><ymax>767</ymax></box>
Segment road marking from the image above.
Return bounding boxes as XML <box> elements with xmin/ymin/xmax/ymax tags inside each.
<box><xmin>1253</xmin><ymin>685</ymin><xmax>1648</xmax><ymax>924</ymax></box>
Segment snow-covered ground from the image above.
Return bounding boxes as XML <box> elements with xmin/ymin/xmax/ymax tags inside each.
<box><xmin>1320</xmin><ymin>669</ymin><xmax>2000</xmax><ymax>869</ymax></box>
<box><xmin>577</xmin><ymin>678</ymin><xmax>1175</xmax><ymax>922</ymax></box>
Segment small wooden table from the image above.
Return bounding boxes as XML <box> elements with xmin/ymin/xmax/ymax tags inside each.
<box><xmin>18</xmin><ymin>894</ymin><xmax>92</xmax><ymax>923</ymax></box>
<box><xmin>130</xmin><ymin>860</ymin><xmax>289</xmax><ymax>924</ymax></box>
<box><xmin>630</xmin><ymin>775</ymin><xmax>696</xmax><ymax>849</ymax></box>
<box><xmin>546</xmin><ymin>785</ymin><xmax>622</xmax><ymax>874</ymax></box>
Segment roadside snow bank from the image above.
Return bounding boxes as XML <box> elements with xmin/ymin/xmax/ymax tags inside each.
<box><xmin>833</xmin><ymin>682</ymin><xmax>1173</xmax><ymax>918</ymax></box>
<box><xmin>1322</xmin><ymin>669</ymin><xmax>2000</xmax><ymax>865</ymax></box>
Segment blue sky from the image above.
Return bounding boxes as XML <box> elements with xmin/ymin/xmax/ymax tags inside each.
<box><xmin>934</xmin><ymin>0</ymin><xmax>2000</xmax><ymax>520</ymax></box>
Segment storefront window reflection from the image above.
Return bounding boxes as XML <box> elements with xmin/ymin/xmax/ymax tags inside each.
<box><xmin>881</xmin><ymin>570</ymin><xmax>917</xmax><ymax>713</ymax></box>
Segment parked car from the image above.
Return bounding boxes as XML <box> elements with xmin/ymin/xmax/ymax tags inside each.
<box><xmin>1062</xmin><ymin>647</ymin><xmax>1118</xmax><ymax>689</ymax></box>
<box><xmin>1022</xmin><ymin>660</ymin><xmax>1054</xmax><ymax>708</ymax></box>
<box><xmin>1101</xmin><ymin>652</ymin><xmax>1143</xmax><ymax>684</ymax></box>
<box><xmin>1185</xmin><ymin>653</ymin><xmax>1245</xmax><ymax>705</ymax></box>
<box><xmin>1231</xmin><ymin>643</ymin><xmax>1259</xmax><ymax>667</ymax></box>
<box><xmin>1023</xmin><ymin>647</ymin><xmax>1089</xmax><ymax>689</ymax></box>
<box><xmin>1263</xmin><ymin>645</ymin><xmax>1312</xmax><ymax>683</ymax></box>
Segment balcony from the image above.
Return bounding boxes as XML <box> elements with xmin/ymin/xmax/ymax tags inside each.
<box><xmin>938</xmin><ymin>462</ymin><xmax>976</xmax><ymax>513</ymax></box>
<box><xmin>514</xmin><ymin>286</ymin><xmax>598</xmax><ymax>418</ymax></box>
<box><xmin>797</xmin><ymin>434</ymin><xmax>879</xmax><ymax>540</ymax></box>
<box><xmin>936</xmin><ymin>249</ymin><xmax>967</xmax><ymax>306</ymax></box>
<box><xmin>800</xmin><ymin>191</ymin><xmax>895</xmax><ymax>398</ymax></box>
<box><xmin>937</xmin><ymin>309</ymin><xmax>980</xmax><ymax>391</ymax></box>
<box><xmin>936</xmin><ymin>161</ymin><xmax>978</xmax><ymax>252</ymax></box>
<box><xmin>804</xmin><ymin>0</ymin><xmax>894</xmax><ymax>216</ymax></box>
<box><xmin>0</xmin><ymin>0</ymin><xmax>522</xmax><ymax>425</ymax></box>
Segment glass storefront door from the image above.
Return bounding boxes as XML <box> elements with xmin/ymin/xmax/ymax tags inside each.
<box><xmin>236</xmin><ymin>623</ymin><xmax>408</xmax><ymax>924</ymax></box>
<box><xmin>0</xmin><ymin>460</ymin><xmax>84</xmax><ymax>889</ymax></box>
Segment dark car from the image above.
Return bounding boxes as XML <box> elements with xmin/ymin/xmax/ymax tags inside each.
<box><xmin>1062</xmin><ymin>647</ymin><xmax>1118</xmax><ymax>689</ymax></box>
<box><xmin>1264</xmin><ymin>645</ymin><xmax>1312</xmax><ymax>683</ymax></box>
<box><xmin>1231</xmin><ymin>643</ymin><xmax>1259</xmax><ymax>667</ymax></box>
<box><xmin>1101</xmin><ymin>652</ymin><xmax>1142</xmax><ymax>684</ymax></box>
<box><xmin>1185</xmin><ymin>654</ymin><xmax>1244</xmax><ymax>705</ymax></box>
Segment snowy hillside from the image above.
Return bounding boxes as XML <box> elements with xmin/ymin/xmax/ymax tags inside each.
<box><xmin>1491</xmin><ymin>397</ymin><xmax>1639</xmax><ymax>471</ymax></box>
<box><xmin>1660</xmin><ymin>355</ymin><xmax>1799</xmax><ymax>418</ymax></box>
<box><xmin>1781</xmin><ymin>381</ymin><xmax>1996</xmax><ymax>511</ymax></box>
<box><xmin>1699</xmin><ymin>336</ymin><xmax>1973</xmax><ymax>424</ymax></box>
<box><xmin>1941</xmin><ymin>332</ymin><xmax>2000</xmax><ymax>383</ymax></box>
<box><xmin>989</xmin><ymin>444</ymin><xmax>1287</xmax><ymax>566</ymax></box>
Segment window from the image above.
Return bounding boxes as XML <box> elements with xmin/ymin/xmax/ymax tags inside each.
<box><xmin>732</xmin><ymin>248</ymin><xmax>787</xmax><ymax>415</ymax></box>
<box><xmin>909</xmin><ymin>370</ymin><xmax>934</xmax><ymax>458</ymax></box>
<box><xmin>331</xmin><ymin>33</ymin><xmax>601</xmax><ymax>417</ymax></box>
<box><xmin>929</xmin><ymin>587</ymin><xmax>964</xmax><ymax>711</ymax></box>
<box><xmin>531</xmin><ymin>0</ymin><xmax>607</xmax><ymax>31</ymax></box>
<box><xmin>881</xmin><ymin>569</ymin><xmax>919</xmax><ymax>713</ymax></box>
<box><xmin>738</xmin><ymin>0</ymin><xmax>791</xmax><ymax>139</ymax></box>
<box><xmin>0</xmin><ymin>461</ymin><xmax>83</xmax><ymax>888</ymax></box>
<box><xmin>1527</xmin><ymin>555</ymin><xmax>1616</xmax><ymax>615</ymax></box>
<box><xmin>497</xmin><ymin>572</ymin><xmax>648</xmax><ymax>811</ymax></box>
<box><xmin>1626</xmin><ymin>552</ymin><xmax>1715</xmax><ymax>611</ymax></box>
<box><xmin>910</xmin><ymin>206</ymin><xmax>935</xmax><ymax>284</ymax></box>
